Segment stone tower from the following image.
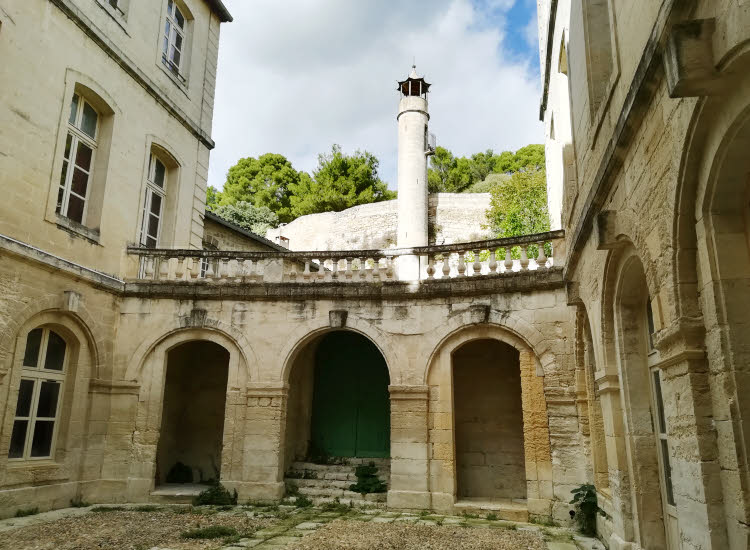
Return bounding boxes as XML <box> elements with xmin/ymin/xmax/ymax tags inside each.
<box><xmin>396</xmin><ymin>66</ymin><xmax>433</xmax><ymax>280</ymax></box>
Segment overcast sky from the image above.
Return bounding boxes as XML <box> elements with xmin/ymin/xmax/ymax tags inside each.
<box><xmin>208</xmin><ymin>0</ymin><xmax>543</xmax><ymax>191</ymax></box>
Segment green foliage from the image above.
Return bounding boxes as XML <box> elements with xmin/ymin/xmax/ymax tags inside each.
<box><xmin>289</xmin><ymin>145</ymin><xmax>395</xmax><ymax>218</ymax></box>
<box><xmin>464</xmin><ymin>173</ymin><xmax>511</xmax><ymax>194</ymax></box>
<box><xmin>181</xmin><ymin>525</ymin><xmax>238</xmax><ymax>540</ymax></box>
<box><xmin>91</xmin><ymin>506</ymin><xmax>126</xmax><ymax>512</ymax></box>
<box><xmin>193</xmin><ymin>482</ymin><xmax>238</xmax><ymax>506</ymax></box>
<box><xmin>208</xmin><ymin>201</ymin><xmax>279</xmax><ymax>236</ymax></box>
<box><xmin>428</xmin><ymin>144</ymin><xmax>546</xmax><ymax>193</ymax></box>
<box><xmin>285</xmin><ymin>481</ymin><xmax>300</xmax><ymax>496</ymax></box>
<box><xmin>570</xmin><ymin>483</ymin><xmax>605</xmax><ymax>536</ymax></box>
<box><xmin>486</xmin><ymin>512</ymin><xmax>498</xmax><ymax>521</ymax></box>
<box><xmin>486</xmin><ymin>168</ymin><xmax>550</xmax><ymax>238</ymax></box>
<box><xmin>15</xmin><ymin>507</ymin><xmax>39</xmax><ymax>517</ymax></box>
<box><xmin>166</xmin><ymin>461</ymin><xmax>193</xmax><ymax>484</ymax></box>
<box><xmin>349</xmin><ymin>462</ymin><xmax>387</xmax><ymax>495</ymax></box>
<box><xmin>220</xmin><ymin>153</ymin><xmax>302</xmax><ymax>223</ymax></box>
<box><xmin>294</xmin><ymin>494</ymin><xmax>313</xmax><ymax>508</ymax></box>
<box><xmin>320</xmin><ymin>498</ymin><xmax>351</xmax><ymax>514</ymax></box>
<box><xmin>70</xmin><ymin>496</ymin><xmax>89</xmax><ymax>508</ymax></box>
<box><xmin>206</xmin><ymin>185</ymin><xmax>220</xmax><ymax>208</ymax></box>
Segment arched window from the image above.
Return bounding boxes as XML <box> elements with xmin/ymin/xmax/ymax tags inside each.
<box><xmin>140</xmin><ymin>152</ymin><xmax>168</xmax><ymax>248</ymax></box>
<box><xmin>56</xmin><ymin>94</ymin><xmax>99</xmax><ymax>225</ymax></box>
<box><xmin>8</xmin><ymin>328</ymin><xmax>67</xmax><ymax>460</ymax></box>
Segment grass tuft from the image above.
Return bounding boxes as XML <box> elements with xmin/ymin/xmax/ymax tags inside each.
<box><xmin>15</xmin><ymin>507</ymin><xmax>39</xmax><ymax>518</ymax></box>
<box><xmin>181</xmin><ymin>525</ymin><xmax>238</xmax><ymax>540</ymax></box>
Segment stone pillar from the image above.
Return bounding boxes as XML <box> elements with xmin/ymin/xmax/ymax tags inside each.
<box><xmin>519</xmin><ymin>351</ymin><xmax>554</xmax><ymax>521</ymax></box>
<box><xmin>237</xmin><ymin>384</ymin><xmax>288</xmax><ymax>501</ymax></box>
<box><xmin>387</xmin><ymin>385</ymin><xmax>431</xmax><ymax>509</ymax></box>
<box><xmin>656</xmin><ymin>322</ymin><xmax>729</xmax><ymax>550</ymax></box>
<box><xmin>596</xmin><ymin>373</ymin><xmax>636</xmax><ymax>549</ymax></box>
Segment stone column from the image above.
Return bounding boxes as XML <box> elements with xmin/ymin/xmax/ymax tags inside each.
<box><xmin>520</xmin><ymin>351</ymin><xmax>554</xmax><ymax>521</ymax></box>
<box><xmin>656</xmin><ymin>322</ymin><xmax>728</xmax><ymax>550</ymax></box>
<box><xmin>596</xmin><ymin>373</ymin><xmax>636</xmax><ymax>549</ymax></box>
<box><xmin>237</xmin><ymin>383</ymin><xmax>288</xmax><ymax>501</ymax></box>
<box><xmin>387</xmin><ymin>385</ymin><xmax>430</xmax><ymax>509</ymax></box>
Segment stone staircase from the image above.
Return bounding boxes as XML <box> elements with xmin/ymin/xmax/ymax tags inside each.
<box><xmin>284</xmin><ymin>458</ymin><xmax>390</xmax><ymax>506</ymax></box>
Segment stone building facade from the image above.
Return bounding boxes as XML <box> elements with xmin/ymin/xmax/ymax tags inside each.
<box><xmin>539</xmin><ymin>0</ymin><xmax>750</xmax><ymax>548</ymax></box>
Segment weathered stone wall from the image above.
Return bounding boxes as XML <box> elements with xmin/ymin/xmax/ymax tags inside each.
<box><xmin>540</xmin><ymin>0</ymin><xmax>750</xmax><ymax>548</ymax></box>
<box><xmin>266</xmin><ymin>193</ymin><xmax>491</xmax><ymax>251</ymax></box>
<box><xmin>0</xmin><ymin>0</ymin><xmax>222</xmax><ymax>275</ymax></box>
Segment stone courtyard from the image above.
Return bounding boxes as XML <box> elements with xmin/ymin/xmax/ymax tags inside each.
<box><xmin>0</xmin><ymin>502</ymin><xmax>603</xmax><ymax>550</ymax></box>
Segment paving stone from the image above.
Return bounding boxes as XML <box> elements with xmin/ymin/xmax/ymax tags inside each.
<box><xmin>295</xmin><ymin>521</ymin><xmax>322</xmax><ymax>530</ymax></box>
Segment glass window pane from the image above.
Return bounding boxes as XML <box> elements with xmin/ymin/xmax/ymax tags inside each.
<box><xmin>81</xmin><ymin>102</ymin><xmax>98</xmax><ymax>139</ymax></box>
<box><xmin>174</xmin><ymin>32</ymin><xmax>183</xmax><ymax>51</ymax></box>
<box><xmin>44</xmin><ymin>331</ymin><xmax>66</xmax><ymax>371</ymax></box>
<box><xmin>37</xmin><ymin>381</ymin><xmax>60</xmax><ymax>418</ymax></box>
<box><xmin>168</xmin><ymin>0</ymin><xmax>173</xmax><ymax>15</ymax></box>
<box><xmin>175</xmin><ymin>7</ymin><xmax>185</xmax><ymax>28</ymax></box>
<box><xmin>30</xmin><ymin>420</ymin><xmax>55</xmax><ymax>458</ymax></box>
<box><xmin>71</xmin><ymin>168</ymin><xmax>89</xmax><ymax>197</ymax></box>
<box><xmin>148</xmin><ymin>214</ymin><xmax>160</xmax><ymax>239</ymax></box>
<box><xmin>146</xmin><ymin>236</ymin><xmax>157</xmax><ymax>248</ymax></box>
<box><xmin>69</xmin><ymin>94</ymin><xmax>79</xmax><ymax>125</ymax></box>
<box><xmin>64</xmin><ymin>134</ymin><xmax>73</xmax><ymax>160</ymax></box>
<box><xmin>15</xmin><ymin>379</ymin><xmax>34</xmax><ymax>417</ymax></box>
<box><xmin>660</xmin><ymin>439</ymin><xmax>675</xmax><ymax>505</ymax></box>
<box><xmin>153</xmin><ymin>158</ymin><xmax>166</xmax><ymax>188</ymax></box>
<box><xmin>172</xmin><ymin>48</ymin><xmax>181</xmax><ymax>69</ymax></box>
<box><xmin>163</xmin><ymin>36</ymin><xmax>169</xmax><ymax>56</ymax></box>
<box><xmin>66</xmin><ymin>195</ymin><xmax>85</xmax><ymax>224</ymax></box>
<box><xmin>9</xmin><ymin>420</ymin><xmax>28</xmax><ymax>459</ymax></box>
<box><xmin>23</xmin><ymin>328</ymin><xmax>43</xmax><ymax>367</ymax></box>
<box><xmin>653</xmin><ymin>370</ymin><xmax>667</xmax><ymax>434</ymax></box>
<box><xmin>150</xmin><ymin>193</ymin><xmax>162</xmax><ymax>215</ymax></box>
<box><xmin>75</xmin><ymin>142</ymin><xmax>93</xmax><ymax>171</ymax></box>
<box><xmin>59</xmin><ymin>161</ymin><xmax>69</xmax><ymax>189</ymax></box>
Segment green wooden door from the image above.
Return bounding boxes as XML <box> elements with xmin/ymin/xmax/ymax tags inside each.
<box><xmin>311</xmin><ymin>332</ymin><xmax>390</xmax><ymax>458</ymax></box>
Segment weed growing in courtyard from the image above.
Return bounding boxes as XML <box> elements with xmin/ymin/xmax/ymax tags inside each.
<box><xmin>286</xmin><ymin>481</ymin><xmax>300</xmax><ymax>496</ymax></box>
<box><xmin>181</xmin><ymin>525</ymin><xmax>238</xmax><ymax>539</ymax></box>
<box><xmin>349</xmin><ymin>462</ymin><xmax>387</xmax><ymax>494</ymax></box>
<box><xmin>193</xmin><ymin>482</ymin><xmax>238</xmax><ymax>506</ymax></box>
<box><xmin>486</xmin><ymin>512</ymin><xmax>498</xmax><ymax>521</ymax></box>
<box><xmin>462</xmin><ymin>511</ymin><xmax>479</xmax><ymax>519</ymax></box>
<box><xmin>570</xmin><ymin>483</ymin><xmax>605</xmax><ymax>535</ymax></box>
<box><xmin>294</xmin><ymin>494</ymin><xmax>313</xmax><ymax>508</ymax></box>
<box><xmin>15</xmin><ymin>507</ymin><xmax>39</xmax><ymax>517</ymax></box>
<box><xmin>91</xmin><ymin>506</ymin><xmax>126</xmax><ymax>512</ymax></box>
<box><xmin>320</xmin><ymin>498</ymin><xmax>351</xmax><ymax>514</ymax></box>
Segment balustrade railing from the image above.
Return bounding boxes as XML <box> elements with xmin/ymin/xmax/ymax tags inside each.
<box><xmin>126</xmin><ymin>230</ymin><xmax>564</xmax><ymax>284</ymax></box>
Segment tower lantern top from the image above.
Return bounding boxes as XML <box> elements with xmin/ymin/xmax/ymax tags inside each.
<box><xmin>397</xmin><ymin>65</ymin><xmax>431</xmax><ymax>98</ymax></box>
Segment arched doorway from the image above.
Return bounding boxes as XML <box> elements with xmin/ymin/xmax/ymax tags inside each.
<box><xmin>155</xmin><ymin>341</ymin><xmax>229</xmax><ymax>486</ymax></box>
<box><xmin>285</xmin><ymin>331</ymin><xmax>390</xmax><ymax>466</ymax></box>
<box><xmin>453</xmin><ymin>339</ymin><xmax>525</xmax><ymax>501</ymax></box>
<box><xmin>613</xmin><ymin>251</ymin><xmax>675</xmax><ymax>549</ymax></box>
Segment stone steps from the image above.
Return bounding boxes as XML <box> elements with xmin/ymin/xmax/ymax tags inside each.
<box><xmin>285</xmin><ymin>459</ymin><xmax>390</xmax><ymax>505</ymax></box>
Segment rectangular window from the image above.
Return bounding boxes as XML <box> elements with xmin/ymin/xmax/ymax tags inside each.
<box><xmin>57</xmin><ymin>93</ymin><xmax>98</xmax><ymax>225</ymax></box>
<box><xmin>162</xmin><ymin>0</ymin><xmax>187</xmax><ymax>80</ymax></box>
<box><xmin>9</xmin><ymin>329</ymin><xmax>67</xmax><ymax>461</ymax></box>
<box><xmin>140</xmin><ymin>154</ymin><xmax>167</xmax><ymax>248</ymax></box>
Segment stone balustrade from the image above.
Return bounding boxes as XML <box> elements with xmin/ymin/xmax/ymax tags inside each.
<box><xmin>126</xmin><ymin>230</ymin><xmax>564</xmax><ymax>284</ymax></box>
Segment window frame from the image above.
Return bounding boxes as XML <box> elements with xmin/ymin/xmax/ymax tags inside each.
<box><xmin>8</xmin><ymin>328</ymin><xmax>67</xmax><ymax>463</ymax></box>
<box><xmin>56</xmin><ymin>94</ymin><xmax>99</xmax><ymax>226</ymax></box>
<box><xmin>139</xmin><ymin>153</ymin><xmax>168</xmax><ymax>248</ymax></box>
<box><xmin>162</xmin><ymin>0</ymin><xmax>188</xmax><ymax>82</ymax></box>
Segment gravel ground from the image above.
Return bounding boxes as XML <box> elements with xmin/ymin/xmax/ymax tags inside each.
<box><xmin>290</xmin><ymin>520</ymin><xmax>548</xmax><ymax>550</ymax></box>
<box><xmin>0</xmin><ymin>508</ymin><xmax>276</xmax><ymax>550</ymax></box>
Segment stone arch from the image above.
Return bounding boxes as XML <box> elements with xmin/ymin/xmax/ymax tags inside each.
<box><xmin>421</xmin><ymin>307</ymin><xmax>555</xmax><ymax>385</ymax></box>
<box><xmin>0</xmin><ymin>293</ymin><xmax>106</xmax><ymax>382</ymax></box>
<box><xmin>125</xmin><ymin>313</ymin><xmax>257</xmax><ymax>384</ymax></box>
<box><xmin>0</xmin><ymin>309</ymin><xmax>99</xmax><ymax>476</ymax></box>
<box><xmin>279</xmin><ymin>314</ymin><xmax>397</xmax><ymax>386</ymax></box>
<box><xmin>671</xmin><ymin>42</ymin><xmax>750</xmax><ymax>540</ymax></box>
<box><xmin>424</xmin><ymin>322</ymin><xmax>553</xmax><ymax>517</ymax></box>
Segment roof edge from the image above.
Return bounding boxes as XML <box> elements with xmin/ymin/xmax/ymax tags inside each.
<box><xmin>206</xmin><ymin>0</ymin><xmax>233</xmax><ymax>22</ymax></box>
<box><xmin>204</xmin><ymin>211</ymin><xmax>286</xmax><ymax>251</ymax></box>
